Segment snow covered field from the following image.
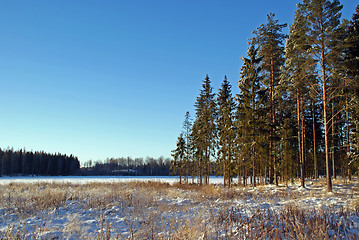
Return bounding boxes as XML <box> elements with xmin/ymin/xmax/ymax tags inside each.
<box><xmin>0</xmin><ymin>176</ymin><xmax>223</xmax><ymax>185</ymax></box>
<box><xmin>0</xmin><ymin>176</ymin><xmax>358</xmax><ymax>239</ymax></box>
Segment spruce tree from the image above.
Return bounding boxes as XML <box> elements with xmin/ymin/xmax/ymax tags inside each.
<box><xmin>171</xmin><ymin>133</ymin><xmax>186</xmax><ymax>184</ymax></box>
<box><xmin>278</xmin><ymin>116</ymin><xmax>297</xmax><ymax>185</ymax></box>
<box><xmin>236</xmin><ymin>44</ymin><xmax>268</xmax><ymax>188</ymax></box>
<box><xmin>216</xmin><ymin>76</ymin><xmax>236</xmax><ymax>188</ymax></box>
<box><xmin>192</xmin><ymin>75</ymin><xmax>217</xmax><ymax>184</ymax></box>
<box><xmin>253</xmin><ymin>13</ymin><xmax>287</xmax><ymax>185</ymax></box>
<box><xmin>182</xmin><ymin>111</ymin><xmax>193</xmax><ymax>183</ymax></box>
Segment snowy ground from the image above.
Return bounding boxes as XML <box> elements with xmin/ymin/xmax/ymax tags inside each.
<box><xmin>0</xmin><ymin>176</ymin><xmax>358</xmax><ymax>239</ymax></box>
<box><xmin>0</xmin><ymin>176</ymin><xmax>223</xmax><ymax>185</ymax></box>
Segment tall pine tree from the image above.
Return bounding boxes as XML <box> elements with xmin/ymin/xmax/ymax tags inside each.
<box><xmin>281</xmin><ymin>5</ymin><xmax>316</xmax><ymax>187</ymax></box>
<box><xmin>253</xmin><ymin>13</ymin><xmax>287</xmax><ymax>185</ymax></box>
<box><xmin>344</xmin><ymin>5</ymin><xmax>359</xmax><ymax>178</ymax></box>
<box><xmin>301</xmin><ymin>0</ymin><xmax>343</xmax><ymax>192</ymax></box>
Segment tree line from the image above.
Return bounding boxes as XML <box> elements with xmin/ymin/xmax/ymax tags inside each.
<box><xmin>0</xmin><ymin>148</ymin><xmax>80</xmax><ymax>176</ymax></box>
<box><xmin>81</xmin><ymin>156</ymin><xmax>171</xmax><ymax>176</ymax></box>
<box><xmin>171</xmin><ymin>0</ymin><xmax>359</xmax><ymax>191</ymax></box>
<box><xmin>0</xmin><ymin>147</ymin><xmax>171</xmax><ymax>177</ymax></box>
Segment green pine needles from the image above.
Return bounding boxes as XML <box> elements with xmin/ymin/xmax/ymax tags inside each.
<box><xmin>171</xmin><ymin>1</ymin><xmax>359</xmax><ymax>191</ymax></box>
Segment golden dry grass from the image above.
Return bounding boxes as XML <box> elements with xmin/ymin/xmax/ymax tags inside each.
<box><xmin>0</xmin><ymin>178</ymin><xmax>358</xmax><ymax>239</ymax></box>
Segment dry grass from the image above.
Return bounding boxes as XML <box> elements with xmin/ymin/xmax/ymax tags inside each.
<box><xmin>0</xmin><ymin>179</ymin><xmax>358</xmax><ymax>239</ymax></box>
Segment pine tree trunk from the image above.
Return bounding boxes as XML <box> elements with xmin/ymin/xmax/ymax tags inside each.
<box><xmin>253</xmin><ymin>145</ymin><xmax>256</xmax><ymax>188</ymax></box>
<box><xmin>265</xmin><ymin>161</ymin><xmax>268</xmax><ymax>184</ymax></box>
<box><xmin>207</xmin><ymin>160</ymin><xmax>210</xmax><ymax>185</ymax></box>
<box><xmin>179</xmin><ymin>163</ymin><xmax>182</xmax><ymax>184</ymax></box>
<box><xmin>205</xmin><ymin>149</ymin><xmax>207</xmax><ymax>185</ymax></box>
<box><xmin>315</xmin><ymin>8</ymin><xmax>333</xmax><ymax>192</ymax></box>
<box><xmin>301</xmin><ymin>99</ymin><xmax>305</xmax><ymax>188</ymax></box>
<box><xmin>297</xmin><ymin>91</ymin><xmax>304</xmax><ymax>187</ymax></box>
<box><xmin>228</xmin><ymin>165</ymin><xmax>231</xmax><ymax>189</ymax></box>
<box><xmin>303</xmin><ymin>117</ymin><xmax>307</xmax><ymax>182</ymax></box>
<box><xmin>270</xmin><ymin>54</ymin><xmax>277</xmax><ymax>185</ymax></box>
<box><xmin>199</xmin><ymin>156</ymin><xmax>203</xmax><ymax>185</ymax></box>
<box><xmin>331</xmin><ymin>101</ymin><xmax>336</xmax><ymax>180</ymax></box>
<box><xmin>346</xmin><ymin>95</ymin><xmax>351</xmax><ymax>181</ymax></box>
<box><xmin>260</xmin><ymin>160</ymin><xmax>263</xmax><ymax>184</ymax></box>
<box><xmin>312</xmin><ymin>101</ymin><xmax>318</xmax><ymax>179</ymax></box>
<box><xmin>223</xmin><ymin>157</ymin><xmax>227</xmax><ymax>186</ymax></box>
<box><xmin>243</xmin><ymin>166</ymin><xmax>246</xmax><ymax>187</ymax></box>
<box><xmin>228</xmin><ymin>150</ymin><xmax>231</xmax><ymax>188</ymax></box>
<box><xmin>322</xmin><ymin>58</ymin><xmax>332</xmax><ymax>192</ymax></box>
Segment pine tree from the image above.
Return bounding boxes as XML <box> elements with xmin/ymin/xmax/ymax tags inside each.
<box><xmin>236</xmin><ymin>44</ymin><xmax>268</xmax><ymax>188</ymax></box>
<box><xmin>192</xmin><ymin>75</ymin><xmax>217</xmax><ymax>184</ymax></box>
<box><xmin>310</xmin><ymin>97</ymin><xmax>323</xmax><ymax>179</ymax></box>
<box><xmin>301</xmin><ymin>0</ymin><xmax>343</xmax><ymax>192</ymax></box>
<box><xmin>344</xmin><ymin>5</ymin><xmax>359</xmax><ymax>178</ymax></box>
<box><xmin>216</xmin><ymin>76</ymin><xmax>236</xmax><ymax>188</ymax></box>
<box><xmin>253</xmin><ymin>13</ymin><xmax>287</xmax><ymax>185</ymax></box>
<box><xmin>281</xmin><ymin>5</ymin><xmax>316</xmax><ymax>187</ymax></box>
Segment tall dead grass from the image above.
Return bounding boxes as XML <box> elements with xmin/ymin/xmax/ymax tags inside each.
<box><xmin>0</xmin><ymin>180</ymin><xmax>358</xmax><ymax>239</ymax></box>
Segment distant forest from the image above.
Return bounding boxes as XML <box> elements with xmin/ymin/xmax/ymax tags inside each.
<box><xmin>81</xmin><ymin>157</ymin><xmax>171</xmax><ymax>176</ymax></box>
<box><xmin>0</xmin><ymin>148</ymin><xmax>172</xmax><ymax>177</ymax></box>
<box><xmin>0</xmin><ymin>148</ymin><xmax>80</xmax><ymax>176</ymax></box>
<box><xmin>171</xmin><ymin>1</ymin><xmax>359</xmax><ymax>192</ymax></box>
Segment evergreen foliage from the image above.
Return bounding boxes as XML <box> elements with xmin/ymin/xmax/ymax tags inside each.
<box><xmin>236</xmin><ymin>44</ymin><xmax>268</xmax><ymax>187</ymax></box>
<box><xmin>171</xmin><ymin>133</ymin><xmax>186</xmax><ymax>184</ymax></box>
<box><xmin>252</xmin><ymin>13</ymin><xmax>287</xmax><ymax>185</ymax></box>
<box><xmin>82</xmin><ymin>156</ymin><xmax>171</xmax><ymax>176</ymax></box>
<box><xmin>191</xmin><ymin>75</ymin><xmax>217</xmax><ymax>185</ymax></box>
<box><xmin>172</xmin><ymin>2</ymin><xmax>359</xmax><ymax>190</ymax></box>
<box><xmin>281</xmin><ymin>5</ymin><xmax>316</xmax><ymax>187</ymax></box>
<box><xmin>344</xmin><ymin>5</ymin><xmax>359</xmax><ymax>176</ymax></box>
<box><xmin>0</xmin><ymin>148</ymin><xmax>80</xmax><ymax>176</ymax></box>
<box><xmin>300</xmin><ymin>0</ymin><xmax>343</xmax><ymax>192</ymax></box>
<box><xmin>182</xmin><ymin>111</ymin><xmax>193</xmax><ymax>183</ymax></box>
<box><xmin>216</xmin><ymin>76</ymin><xmax>236</xmax><ymax>188</ymax></box>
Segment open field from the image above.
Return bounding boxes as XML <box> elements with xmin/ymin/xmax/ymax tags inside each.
<box><xmin>0</xmin><ymin>176</ymin><xmax>189</xmax><ymax>185</ymax></box>
<box><xmin>0</xmin><ymin>177</ymin><xmax>358</xmax><ymax>239</ymax></box>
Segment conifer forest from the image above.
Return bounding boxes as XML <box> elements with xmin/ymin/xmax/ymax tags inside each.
<box><xmin>2</xmin><ymin>1</ymin><xmax>359</xmax><ymax>238</ymax></box>
<box><xmin>171</xmin><ymin>1</ymin><xmax>359</xmax><ymax>192</ymax></box>
<box><xmin>0</xmin><ymin>148</ymin><xmax>80</xmax><ymax>176</ymax></box>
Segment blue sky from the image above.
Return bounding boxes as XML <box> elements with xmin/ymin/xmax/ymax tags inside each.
<box><xmin>0</xmin><ymin>0</ymin><xmax>357</xmax><ymax>164</ymax></box>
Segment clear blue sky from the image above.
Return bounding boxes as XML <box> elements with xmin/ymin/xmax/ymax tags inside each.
<box><xmin>0</xmin><ymin>0</ymin><xmax>356</xmax><ymax>164</ymax></box>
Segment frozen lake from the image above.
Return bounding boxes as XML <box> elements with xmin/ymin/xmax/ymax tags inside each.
<box><xmin>0</xmin><ymin>175</ymin><xmax>224</xmax><ymax>185</ymax></box>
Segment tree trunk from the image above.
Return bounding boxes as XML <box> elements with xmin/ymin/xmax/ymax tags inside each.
<box><xmin>271</xmin><ymin>55</ymin><xmax>278</xmax><ymax>186</ymax></box>
<box><xmin>228</xmin><ymin>150</ymin><xmax>231</xmax><ymax>188</ymax></box>
<box><xmin>312</xmin><ymin>101</ymin><xmax>318</xmax><ymax>179</ymax></box>
<box><xmin>243</xmin><ymin>166</ymin><xmax>246</xmax><ymax>187</ymax></box>
<box><xmin>268</xmin><ymin>51</ymin><xmax>276</xmax><ymax>185</ymax></box>
<box><xmin>253</xmin><ymin>144</ymin><xmax>256</xmax><ymax>188</ymax></box>
<box><xmin>322</xmin><ymin>58</ymin><xmax>332</xmax><ymax>192</ymax></box>
<box><xmin>228</xmin><ymin>166</ymin><xmax>231</xmax><ymax>189</ymax></box>
<box><xmin>301</xmin><ymin>98</ymin><xmax>306</xmax><ymax>188</ymax></box>
<box><xmin>297</xmin><ymin>91</ymin><xmax>304</xmax><ymax>187</ymax></box>
<box><xmin>331</xmin><ymin>101</ymin><xmax>336</xmax><ymax>180</ymax></box>
<box><xmin>345</xmin><ymin>94</ymin><xmax>351</xmax><ymax>181</ymax></box>
<box><xmin>199</xmin><ymin>156</ymin><xmax>203</xmax><ymax>185</ymax></box>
